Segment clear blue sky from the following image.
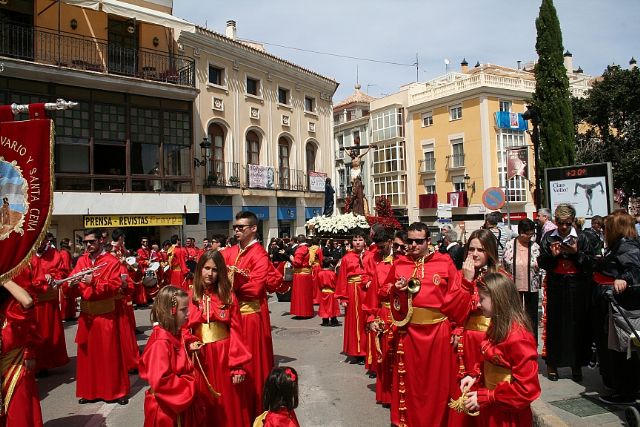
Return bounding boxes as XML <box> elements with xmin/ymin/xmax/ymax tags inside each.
<box><xmin>174</xmin><ymin>0</ymin><xmax>640</xmax><ymax>102</ymax></box>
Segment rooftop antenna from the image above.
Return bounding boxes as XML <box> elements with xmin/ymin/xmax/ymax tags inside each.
<box><xmin>416</xmin><ymin>52</ymin><xmax>419</xmax><ymax>82</ymax></box>
<box><xmin>356</xmin><ymin>64</ymin><xmax>359</xmax><ymax>87</ymax></box>
<box><xmin>444</xmin><ymin>58</ymin><xmax>450</xmax><ymax>73</ymax></box>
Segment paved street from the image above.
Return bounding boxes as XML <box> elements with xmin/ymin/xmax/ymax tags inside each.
<box><xmin>40</xmin><ymin>297</ymin><xmax>390</xmax><ymax>426</ymax></box>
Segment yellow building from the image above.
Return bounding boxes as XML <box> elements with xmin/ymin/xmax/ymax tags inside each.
<box><xmin>407</xmin><ymin>58</ymin><xmax>591</xmax><ymax>235</ymax></box>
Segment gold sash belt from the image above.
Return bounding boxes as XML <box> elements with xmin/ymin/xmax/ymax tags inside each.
<box><xmin>1</xmin><ymin>347</ymin><xmax>24</xmax><ymax>414</ymax></box>
<box><xmin>239</xmin><ymin>299</ymin><xmax>261</xmax><ymax>315</ymax></box>
<box><xmin>294</xmin><ymin>267</ymin><xmax>312</xmax><ymax>274</ymax></box>
<box><xmin>196</xmin><ymin>322</ymin><xmax>230</xmax><ymax>344</ymax></box>
<box><xmin>321</xmin><ymin>287</ymin><xmax>335</xmax><ymax>294</ymax></box>
<box><xmin>80</xmin><ymin>298</ymin><xmax>115</xmax><ymax>315</ymax></box>
<box><xmin>38</xmin><ymin>288</ymin><xmax>59</xmax><ymax>302</ymax></box>
<box><xmin>484</xmin><ymin>361</ymin><xmax>512</xmax><ymax>390</ymax></box>
<box><xmin>381</xmin><ymin>302</ymin><xmax>391</xmax><ymax>309</ymax></box>
<box><xmin>409</xmin><ymin>307</ymin><xmax>447</xmax><ymax>325</ymax></box>
<box><xmin>347</xmin><ymin>275</ymin><xmax>362</xmax><ymax>284</ymax></box>
<box><xmin>465</xmin><ymin>314</ymin><xmax>491</xmax><ymax>332</ymax></box>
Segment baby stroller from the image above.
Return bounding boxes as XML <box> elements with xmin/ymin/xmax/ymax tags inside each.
<box><xmin>605</xmin><ymin>292</ymin><xmax>640</xmax><ymax>426</ymax></box>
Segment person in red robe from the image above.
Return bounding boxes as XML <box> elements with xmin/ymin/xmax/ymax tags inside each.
<box><xmin>253</xmin><ymin>366</ymin><xmax>300</xmax><ymax>427</ymax></box>
<box><xmin>168</xmin><ymin>235</ymin><xmax>189</xmax><ymax>290</ymax></box>
<box><xmin>335</xmin><ymin>229</ymin><xmax>376</xmax><ymax>364</ymax></box>
<box><xmin>66</xmin><ymin>229</ymin><xmax>130</xmax><ymax>404</ymax></box>
<box><xmin>308</xmin><ymin>238</ymin><xmax>323</xmax><ymax>305</ymax></box>
<box><xmin>385</xmin><ymin>222</ymin><xmax>460</xmax><ymax>427</ymax></box>
<box><xmin>2</xmin><ymin>266</ymin><xmax>43</xmax><ymax>427</ymax></box>
<box><xmin>317</xmin><ymin>259</ymin><xmax>339</xmax><ymax>327</ymax></box>
<box><xmin>157</xmin><ymin>241</ymin><xmax>171</xmax><ymax>288</ymax></box>
<box><xmin>31</xmin><ymin>234</ymin><xmax>70</xmax><ymax>373</ymax></box>
<box><xmin>134</xmin><ymin>236</ymin><xmax>152</xmax><ymax>306</ymax></box>
<box><xmin>139</xmin><ymin>286</ymin><xmax>197</xmax><ymax>427</ymax></box>
<box><xmin>222</xmin><ymin>211</ymin><xmax>279</xmax><ymax>419</ymax></box>
<box><xmin>290</xmin><ymin>235</ymin><xmax>315</xmax><ymax>318</ymax></box>
<box><xmin>58</xmin><ymin>238</ymin><xmax>77</xmax><ymax>321</ymax></box>
<box><xmin>115</xmin><ymin>262</ymin><xmax>140</xmax><ymax>373</ymax></box>
<box><xmin>461</xmin><ymin>273</ymin><xmax>541</xmax><ymax>426</ymax></box>
<box><xmin>187</xmin><ymin>250</ymin><xmax>252</xmax><ymax>427</ymax></box>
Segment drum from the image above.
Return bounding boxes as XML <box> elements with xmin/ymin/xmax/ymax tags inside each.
<box><xmin>142</xmin><ymin>262</ymin><xmax>159</xmax><ymax>288</ymax></box>
<box><xmin>125</xmin><ymin>256</ymin><xmax>138</xmax><ymax>270</ymax></box>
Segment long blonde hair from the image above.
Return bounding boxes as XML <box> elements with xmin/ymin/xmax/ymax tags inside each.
<box><xmin>477</xmin><ymin>273</ymin><xmax>531</xmax><ymax>343</ymax></box>
<box><xmin>151</xmin><ymin>286</ymin><xmax>188</xmax><ymax>335</ymax></box>
<box><xmin>192</xmin><ymin>250</ymin><xmax>232</xmax><ymax>305</ymax></box>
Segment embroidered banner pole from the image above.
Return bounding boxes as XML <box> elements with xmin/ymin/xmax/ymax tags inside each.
<box><xmin>0</xmin><ymin>99</ymin><xmax>76</xmax><ymax>282</ymax></box>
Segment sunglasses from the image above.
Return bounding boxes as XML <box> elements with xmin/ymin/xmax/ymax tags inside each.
<box><xmin>393</xmin><ymin>243</ymin><xmax>406</xmax><ymax>250</ymax></box>
<box><xmin>406</xmin><ymin>238</ymin><xmax>427</xmax><ymax>245</ymax></box>
<box><xmin>556</xmin><ymin>220</ymin><xmax>573</xmax><ymax>226</ymax></box>
<box><xmin>82</xmin><ymin>239</ymin><xmax>97</xmax><ymax>245</ymax></box>
<box><xmin>232</xmin><ymin>224</ymin><xmax>251</xmax><ymax>231</ymax></box>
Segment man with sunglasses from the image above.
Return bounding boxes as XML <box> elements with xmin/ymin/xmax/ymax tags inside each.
<box><xmin>222</xmin><ymin>211</ymin><xmax>281</xmax><ymax>419</ymax></box>
<box><xmin>167</xmin><ymin>234</ymin><xmax>188</xmax><ymax>290</ymax></box>
<box><xmin>385</xmin><ymin>222</ymin><xmax>460</xmax><ymax>427</ymax></box>
<box><xmin>67</xmin><ymin>229</ymin><xmax>130</xmax><ymax>405</ymax></box>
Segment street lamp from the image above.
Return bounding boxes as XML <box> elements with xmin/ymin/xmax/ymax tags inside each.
<box><xmin>194</xmin><ymin>137</ymin><xmax>212</xmax><ymax>186</ymax></box>
<box><xmin>522</xmin><ymin>105</ymin><xmax>541</xmax><ymax>210</ymax></box>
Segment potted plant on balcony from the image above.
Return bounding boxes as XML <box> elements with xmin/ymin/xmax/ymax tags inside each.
<box><xmin>229</xmin><ymin>175</ymin><xmax>240</xmax><ymax>186</ymax></box>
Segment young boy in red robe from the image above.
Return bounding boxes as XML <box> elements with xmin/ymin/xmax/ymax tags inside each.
<box><xmin>316</xmin><ymin>259</ymin><xmax>339</xmax><ymax>327</ymax></box>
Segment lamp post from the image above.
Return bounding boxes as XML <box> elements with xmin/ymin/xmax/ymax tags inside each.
<box><xmin>522</xmin><ymin>105</ymin><xmax>541</xmax><ymax>210</ymax></box>
<box><xmin>194</xmin><ymin>137</ymin><xmax>212</xmax><ymax>187</ymax></box>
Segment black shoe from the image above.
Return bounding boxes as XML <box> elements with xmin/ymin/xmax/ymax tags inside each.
<box><xmin>78</xmin><ymin>398</ymin><xmax>92</xmax><ymax>404</ymax></box>
<box><xmin>135</xmin><ymin>328</ymin><xmax>144</xmax><ymax>335</ymax></box>
<box><xmin>368</xmin><ymin>372</ymin><xmax>377</xmax><ymax>379</ymax></box>
<box><xmin>321</xmin><ymin>319</ymin><xmax>330</xmax><ymax>327</ymax></box>
<box><xmin>117</xmin><ymin>398</ymin><xmax>129</xmax><ymax>405</ymax></box>
<box><xmin>36</xmin><ymin>369</ymin><xmax>50</xmax><ymax>378</ymax></box>
<box><xmin>382</xmin><ymin>403</ymin><xmax>391</xmax><ymax>409</ymax></box>
<box><xmin>330</xmin><ymin>318</ymin><xmax>341</xmax><ymax>327</ymax></box>
<box><xmin>598</xmin><ymin>394</ymin><xmax>636</xmax><ymax>405</ymax></box>
<box><xmin>357</xmin><ymin>357</ymin><xmax>365</xmax><ymax>366</ymax></box>
<box><xmin>128</xmin><ymin>368</ymin><xmax>139</xmax><ymax>375</ymax></box>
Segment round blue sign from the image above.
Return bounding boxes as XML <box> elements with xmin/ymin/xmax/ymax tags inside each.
<box><xmin>482</xmin><ymin>187</ymin><xmax>506</xmax><ymax>210</ymax></box>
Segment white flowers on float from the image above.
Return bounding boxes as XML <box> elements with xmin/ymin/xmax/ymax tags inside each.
<box><xmin>305</xmin><ymin>213</ymin><xmax>370</xmax><ymax>234</ymax></box>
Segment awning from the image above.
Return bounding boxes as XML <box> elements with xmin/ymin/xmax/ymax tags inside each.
<box><xmin>60</xmin><ymin>0</ymin><xmax>195</xmax><ymax>40</ymax></box>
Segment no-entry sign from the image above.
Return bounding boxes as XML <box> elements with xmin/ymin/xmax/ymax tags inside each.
<box><xmin>482</xmin><ymin>187</ymin><xmax>506</xmax><ymax>210</ymax></box>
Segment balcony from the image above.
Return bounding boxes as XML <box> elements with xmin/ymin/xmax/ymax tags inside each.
<box><xmin>446</xmin><ymin>154</ymin><xmax>465</xmax><ymax>170</ymax></box>
<box><xmin>203</xmin><ymin>162</ymin><xmax>241</xmax><ymax>188</ymax></box>
<box><xmin>0</xmin><ymin>22</ymin><xmax>195</xmax><ymax>87</ymax></box>
<box><xmin>337</xmin><ymin>185</ymin><xmax>347</xmax><ymax>200</ymax></box>
<box><xmin>418</xmin><ymin>158</ymin><xmax>436</xmax><ymax>174</ymax></box>
<box><xmin>277</xmin><ymin>168</ymin><xmax>307</xmax><ymax>191</ymax></box>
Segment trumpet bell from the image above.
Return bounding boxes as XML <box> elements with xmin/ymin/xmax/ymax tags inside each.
<box><xmin>407</xmin><ymin>277</ymin><xmax>421</xmax><ymax>294</ymax></box>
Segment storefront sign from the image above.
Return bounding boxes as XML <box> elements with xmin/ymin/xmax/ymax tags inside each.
<box><xmin>248</xmin><ymin>164</ymin><xmax>275</xmax><ymax>189</ymax></box>
<box><xmin>305</xmin><ymin>207</ymin><xmax>323</xmax><ymax>219</ymax></box>
<box><xmin>278</xmin><ymin>207</ymin><xmax>297</xmax><ymax>220</ymax></box>
<box><xmin>83</xmin><ymin>214</ymin><xmax>184</xmax><ymax>228</ymax></box>
<box><xmin>244</xmin><ymin>206</ymin><xmax>269</xmax><ymax>220</ymax></box>
<box><xmin>308</xmin><ymin>171</ymin><xmax>327</xmax><ymax>192</ymax></box>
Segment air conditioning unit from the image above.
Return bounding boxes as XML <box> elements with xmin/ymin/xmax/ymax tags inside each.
<box><xmin>282</xmin><ymin>115</ymin><xmax>290</xmax><ymax>126</ymax></box>
<box><xmin>250</xmin><ymin>107</ymin><xmax>260</xmax><ymax>119</ymax></box>
<box><xmin>212</xmin><ymin>97</ymin><xmax>224</xmax><ymax>111</ymax></box>
<box><xmin>308</xmin><ymin>122</ymin><xmax>316</xmax><ymax>133</ymax></box>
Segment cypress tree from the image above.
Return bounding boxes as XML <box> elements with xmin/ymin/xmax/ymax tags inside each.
<box><xmin>532</xmin><ymin>0</ymin><xmax>575</xmax><ymax>170</ymax></box>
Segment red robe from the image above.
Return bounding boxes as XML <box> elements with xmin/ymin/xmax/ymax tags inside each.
<box><xmin>134</xmin><ymin>247</ymin><xmax>151</xmax><ymax>305</ymax></box>
<box><xmin>187</xmin><ymin>291</ymin><xmax>251</xmax><ymax>427</ymax></box>
<box><xmin>290</xmin><ymin>244</ymin><xmax>315</xmax><ymax>317</ymax></box>
<box><xmin>30</xmin><ymin>249</ymin><xmax>70</xmax><ymax>371</ymax></box>
<box><xmin>254</xmin><ymin>408</ymin><xmax>300</xmax><ymax>427</ymax></box>
<box><xmin>474</xmin><ymin>324</ymin><xmax>541</xmax><ymax>427</ymax></box>
<box><xmin>168</xmin><ymin>246</ymin><xmax>188</xmax><ymax>290</ymax></box>
<box><xmin>309</xmin><ymin>245</ymin><xmax>323</xmax><ymax>305</ymax></box>
<box><xmin>68</xmin><ymin>251</ymin><xmax>130</xmax><ymax>401</ymax></box>
<box><xmin>3</xmin><ymin>266</ymin><xmax>43</xmax><ymax>427</ymax></box>
<box><xmin>316</xmin><ymin>269</ymin><xmax>339</xmax><ymax>318</ymax></box>
<box><xmin>116</xmin><ymin>263</ymin><xmax>140</xmax><ymax>372</ymax></box>
<box><xmin>385</xmin><ymin>252</ymin><xmax>460</xmax><ymax>427</ymax></box>
<box><xmin>335</xmin><ymin>250</ymin><xmax>376</xmax><ymax>357</ymax></box>
<box><xmin>222</xmin><ymin>242</ymin><xmax>275</xmax><ymax>419</ymax></box>
<box><xmin>58</xmin><ymin>248</ymin><xmax>77</xmax><ymax>320</ymax></box>
<box><xmin>139</xmin><ymin>325</ymin><xmax>197</xmax><ymax>427</ymax></box>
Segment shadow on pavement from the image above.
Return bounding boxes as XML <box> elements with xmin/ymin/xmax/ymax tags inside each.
<box><xmin>274</xmin><ymin>354</ymin><xmax>296</xmax><ymax>365</ymax></box>
<box><xmin>44</xmin><ymin>414</ymin><xmax>104</xmax><ymax>426</ymax></box>
<box><xmin>37</xmin><ymin>356</ymin><xmax>77</xmax><ymax>398</ymax></box>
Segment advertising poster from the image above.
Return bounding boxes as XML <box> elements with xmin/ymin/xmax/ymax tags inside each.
<box><xmin>308</xmin><ymin>171</ymin><xmax>327</xmax><ymax>192</ymax></box>
<box><xmin>545</xmin><ymin>163</ymin><xmax>613</xmax><ymax>223</ymax></box>
<box><xmin>506</xmin><ymin>146</ymin><xmax>529</xmax><ymax>180</ymax></box>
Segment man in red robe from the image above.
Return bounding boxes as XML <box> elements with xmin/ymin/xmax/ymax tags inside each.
<box><xmin>168</xmin><ymin>235</ymin><xmax>188</xmax><ymax>290</ymax></box>
<box><xmin>135</xmin><ymin>236</ymin><xmax>152</xmax><ymax>306</ymax></box>
<box><xmin>58</xmin><ymin>237</ymin><xmax>77</xmax><ymax>321</ymax></box>
<box><xmin>67</xmin><ymin>228</ymin><xmax>130</xmax><ymax>405</ymax></box>
<box><xmin>385</xmin><ymin>222</ymin><xmax>460</xmax><ymax>427</ymax></box>
<box><xmin>222</xmin><ymin>211</ymin><xmax>278</xmax><ymax>420</ymax></box>
<box><xmin>335</xmin><ymin>228</ymin><xmax>377</xmax><ymax>364</ymax></box>
<box><xmin>290</xmin><ymin>235</ymin><xmax>315</xmax><ymax>318</ymax></box>
<box><xmin>31</xmin><ymin>233</ymin><xmax>70</xmax><ymax>373</ymax></box>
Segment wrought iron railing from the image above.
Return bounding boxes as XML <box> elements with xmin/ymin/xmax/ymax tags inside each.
<box><xmin>204</xmin><ymin>161</ymin><xmax>240</xmax><ymax>188</ymax></box>
<box><xmin>446</xmin><ymin>153</ymin><xmax>465</xmax><ymax>169</ymax></box>
<box><xmin>278</xmin><ymin>168</ymin><xmax>306</xmax><ymax>191</ymax></box>
<box><xmin>418</xmin><ymin>158</ymin><xmax>436</xmax><ymax>173</ymax></box>
<box><xmin>0</xmin><ymin>22</ymin><xmax>195</xmax><ymax>87</ymax></box>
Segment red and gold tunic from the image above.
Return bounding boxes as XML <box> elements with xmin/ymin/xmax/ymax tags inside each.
<box><xmin>290</xmin><ymin>244</ymin><xmax>314</xmax><ymax>317</ymax></box>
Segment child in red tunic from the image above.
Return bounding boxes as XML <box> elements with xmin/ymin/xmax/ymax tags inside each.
<box><xmin>460</xmin><ymin>273</ymin><xmax>541</xmax><ymax>427</ymax></box>
<box><xmin>139</xmin><ymin>286</ymin><xmax>196</xmax><ymax>427</ymax></box>
<box><xmin>316</xmin><ymin>259</ymin><xmax>340</xmax><ymax>326</ymax></box>
<box><xmin>253</xmin><ymin>366</ymin><xmax>301</xmax><ymax>427</ymax></box>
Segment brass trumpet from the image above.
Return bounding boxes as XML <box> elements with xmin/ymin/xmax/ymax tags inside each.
<box><xmin>406</xmin><ymin>276</ymin><xmax>421</xmax><ymax>294</ymax></box>
<box><xmin>52</xmin><ymin>262</ymin><xmax>107</xmax><ymax>287</ymax></box>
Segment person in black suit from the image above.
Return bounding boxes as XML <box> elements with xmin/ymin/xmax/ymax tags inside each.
<box><xmin>440</xmin><ymin>229</ymin><xmax>464</xmax><ymax>270</ymax></box>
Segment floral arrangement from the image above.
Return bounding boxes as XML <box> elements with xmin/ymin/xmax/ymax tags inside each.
<box><xmin>366</xmin><ymin>196</ymin><xmax>403</xmax><ymax>230</ymax></box>
<box><xmin>306</xmin><ymin>213</ymin><xmax>370</xmax><ymax>235</ymax></box>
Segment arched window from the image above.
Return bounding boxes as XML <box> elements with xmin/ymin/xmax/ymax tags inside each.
<box><xmin>306</xmin><ymin>141</ymin><xmax>316</xmax><ymax>173</ymax></box>
<box><xmin>246</xmin><ymin>131</ymin><xmax>260</xmax><ymax>165</ymax></box>
<box><xmin>208</xmin><ymin>123</ymin><xmax>225</xmax><ymax>181</ymax></box>
<box><xmin>278</xmin><ymin>137</ymin><xmax>290</xmax><ymax>189</ymax></box>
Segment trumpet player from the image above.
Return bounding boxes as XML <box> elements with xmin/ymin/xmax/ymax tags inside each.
<box><xmin>384</xmin><ymin>222</ymin><xmax>461</xmax><ymax>427</ymax></box>
<box><xmin>66</xmin><ymin>229</ymin><xmax>130</xmax><ymax>405</ymax></box>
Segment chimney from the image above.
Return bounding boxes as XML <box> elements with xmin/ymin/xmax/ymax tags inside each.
<box><xmin>563</xmin><ymin>50</ymin><xmax>573</xmax><ymax>73</ymax></box>
<box><xmin>630</xmin><ymin>57</ymin><xmax>637</xmax><ymax>70</ymax></box>
<box><xmin>225</xmin><ymin>20</ymin><xmax>237</xmax><ymax>40</ymax></box>
<box><xmin>460</xmin><ymin>58</ymin><xmax>469</xmax><ymax>73</ymax></box>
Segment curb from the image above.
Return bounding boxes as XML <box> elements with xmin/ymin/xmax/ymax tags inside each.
<box><xmin>532</xmin><ymin>399</ymin><xmax>569</xmax><ymax>427</ymax></box>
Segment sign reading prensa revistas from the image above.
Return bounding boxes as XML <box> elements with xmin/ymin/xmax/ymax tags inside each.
<box><xmin>0</xmin><ymin>112</ymin><xmax>54</xmax><ymax>282</ymax></box>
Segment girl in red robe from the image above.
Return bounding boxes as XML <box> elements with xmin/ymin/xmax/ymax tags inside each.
<box><xmin>2</xmin><ymin>268</ymin><xmax>43</xmax><ymax>427</ymax></box>
<box><xmin>253</xmin><ymin>366</ymin><xmax>300</xmax><ymax>427</ymax></box>
<box><xmin>460</xmin><ymin>273</ymin><xmax>541</xmax><ymax>427</ymax></box>
<box><xmin>186</xmin><ymin>250</ymin><xmax>252</xmax><ymax>427</ymax></box>
<box><xmin>139</xmin><ymin>286</ymin><xmax>196</xmax><ymax>427</ymax></box>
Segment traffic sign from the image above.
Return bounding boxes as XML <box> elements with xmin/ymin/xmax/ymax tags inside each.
<box><xmin>482</xmin><ymin>187</ymin><xmax>506</xmax><ymax>210</ymax></box>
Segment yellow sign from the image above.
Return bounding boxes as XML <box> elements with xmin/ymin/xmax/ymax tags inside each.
<box><xmin>83</xmin><ymin>214</ymin><xmax>184</xmax><ymax>228</ymax></box>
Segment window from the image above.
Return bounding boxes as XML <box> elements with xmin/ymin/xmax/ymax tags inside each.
<box><xmin>306</xmin><ymin>142</ymin><xmax>316</xmax><ymax>173</ymax></box>
<box><xmin>208</xmin><ymin>65</ymin><xmax>224</xmax><ymax>86</ymax></box>
<box><xmin>374</xmin><ymin>175</ymin><xmax>407</xmax><ymax>206</ymax></box>
<box><xmin>353</xmin><ymin>130</ymin><xmax>361</xmax><ymax>145</ymax></box>
<box><xmin>453</xmin><ymin>175</ymin><xmax>466</xmax><ymax>192</ymax></box>
<box><xmin>55</xmin><ymin>101</ymin><xmax>90</xmax><ymax>174</ymax></box>
<box><xmin>278</xmin><ymin>87</ymin><xmax>290</xmax><ymax>105</ymax></box>
<box><xmin>499</xmin><ymin>100</ymin><xmax>512</xmax><ymax>112</ymax></box>
<box><xmin>424</xmin><ymin>179</ymin><xmax>436</xmax><ymax>195</ymax></box>
<box><xmin>450</xmin><ymin>138</ymin><xmax>464</xmax><ymax>168</ymax></box>
<box><xmin>421</xmin><ymin>142</ymin><xmax>435</xmax><ymax>172</ymax></box>
<box><xmin>304</xmin><ymin>96</ymin><xmax>315</xmax><ymax>113</ymax></box>
<box><xmin>421</xmin><ymin>111</ymin><xmax>433</xmax><ymax>127</ymax></box>
<box><xmin>247</xmin><ymin>77</ymin><xmax>260</xmax><ymax>96</ymax></box>
<box><xmin>246</xmin><ymin>131</ymin><xmax>260</xmax><ymax>165</ymax></box>
<box><xmin>278</xmin><ymin>137</ymin><xmax>290</xmax><ymax>189</ymax></box>
<box><xmin>208</xmin><ymin>123</ymin><xmax>225</xmax><ymax>179</ymax></box>
<box><xmin>373</xmin><ymin>141</ymin><xmax>405</xmax><ymax>174</ymax></box>
<box><xmin>130</xmin><ymin>107</ymin><xmax>161</xmax><ymax>175</ymax></box>
<box><xmin>497</xmin><ymin>129</ymin><xmax>528</xmax><ymax>202</ymax></box>
<box><xmin>371</xmin><ymin>108</ymin><xmax>403</xmax><ymax>142</ymax></box>
<box><xmin>449</xmin><ymin>105</ymin><xmax>462</xmax><ymax>121</ymax></box>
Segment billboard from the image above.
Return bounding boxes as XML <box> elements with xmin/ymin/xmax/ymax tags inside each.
<box><xmin>248</xmin><ymin>164</ymin><xmax>275</xmax><ymax>189</ymax></box>
<box><xmin>545</xmin><ymin>162</ymin><xmax>613</xmax><ymax>223</ymax></box>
